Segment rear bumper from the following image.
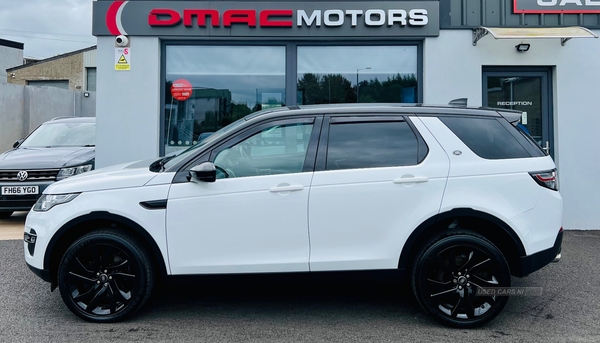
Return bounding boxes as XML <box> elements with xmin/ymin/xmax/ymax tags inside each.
<box><xmin>514</xmin><ymin>230</ymin><xmax>563</xmax><ymax>277</ymax></box>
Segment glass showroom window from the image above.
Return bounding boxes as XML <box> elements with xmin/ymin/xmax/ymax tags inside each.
<box><xmin>164</xmin><ymin>46</ymin><xmax>286</xmax><ymax>154</ymax></box>
<box><xmin>297</xmin><ymin>46</ymin><xmax>418</xmax><ymax>105</ymax></box>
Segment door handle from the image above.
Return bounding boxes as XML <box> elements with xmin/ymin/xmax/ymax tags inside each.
<box><xmin>269</xmin><ymin>185</ymin><xmax>305</xmax><ymax>193</ymax></box>
<box><xmin>393</xmin><ymin>176</ymin><xmax>429</xmax><ymax>184</ymax></box>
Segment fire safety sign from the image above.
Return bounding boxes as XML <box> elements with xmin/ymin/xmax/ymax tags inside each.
<box><xmin>115</xmin><ymin>48</ymin><xmax>131</xmax><ymax>70</ymax></box>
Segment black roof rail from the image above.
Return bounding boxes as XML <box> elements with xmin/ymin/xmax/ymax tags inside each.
<box><xmin>448</xmin><ymin>98</ymin><xmax>468</xmax><ymax>106</ymax></box>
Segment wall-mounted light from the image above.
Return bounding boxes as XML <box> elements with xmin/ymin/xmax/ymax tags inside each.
<box><xmin>83</xmin><ymin>91</ymin><xmax>90</xmax><ymax>97</ymax></box>
<box><xmin>515</xmin><ymin>43</ymin><xmax>531</xmax><ymax>52</ymax></box>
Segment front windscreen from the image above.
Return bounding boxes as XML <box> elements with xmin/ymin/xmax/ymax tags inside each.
<box><xmin>21</xmin><ymin>122</ymin><xmax>96</xmax><ymax>148</ymax></box>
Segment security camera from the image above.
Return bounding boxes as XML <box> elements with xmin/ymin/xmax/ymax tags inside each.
<box><xmin>115</xmin><ymin>35</ymin><xmax>129</xmax><ymax>47</ymax></box>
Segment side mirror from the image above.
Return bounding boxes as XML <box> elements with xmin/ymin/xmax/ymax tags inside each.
<box><xmin>13</xmin><ymin>139</ymin><xmax>24</xmax><ymax>148</ymax></box>
<box><xmin>188</xmin><ymin>162</ymin><xmax>216</xmax><ymax>183</ymax></box>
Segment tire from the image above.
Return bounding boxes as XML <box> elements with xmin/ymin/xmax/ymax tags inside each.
<box><xmin>0</xmin><ymin>211</ymin><xmax>13</xmax><ymax>219</ymax></box>
<box><xmin>411</xmin><ymin>230</ymin><xmax>511</xmax><ymax>328</ymax></box>
<box><xmin>57</xmin><ymin>229</ymin><xmax>154</xmax><ymax>322</ymax></box>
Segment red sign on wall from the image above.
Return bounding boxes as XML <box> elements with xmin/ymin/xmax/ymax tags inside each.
<box><xmin>170</xmin><ymin>79</ymin><xmax>193</xmax><ymax>101</ymax></box>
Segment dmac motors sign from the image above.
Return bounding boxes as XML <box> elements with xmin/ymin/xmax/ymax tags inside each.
<box><xmin>148</xmin><ymin>9</ymin><xmax>429</xmax><ymax>28</ymax></box>
<box><xmin>514</xmin><ymin>0</ymin><xmax>600</xmax><ymax>13</ymax></box>
<box><xmin>92</xmin><ymin>1</ymin><xmax>440</xmax><ymax>37</ymax></box>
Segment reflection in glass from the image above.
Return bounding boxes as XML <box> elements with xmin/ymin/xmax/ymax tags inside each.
<box><xmin>487</xmin><ymin>76</ymin><xmax>542</xmax><ymax>144</ymax></box>
<box><xmin>164</xmin><ymin>46</ymin><xmax>286</xmax><ymax>154</ymax></box>
<box><xmin>326</xmin><ymin>122</ymin><xmax>418</xmax><ymax>170</ymax></box>
<box><xmin>214</xmin><ymin>123</ymin><xmax>314</xmax><ymax>179</ymax></box>
<box><xmin>297</xmin><ymin>46</ymin><xmax>418</xmax><ymax>105</ymax></box>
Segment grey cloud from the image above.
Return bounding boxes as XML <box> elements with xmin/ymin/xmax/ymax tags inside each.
<box><xmin>0</xmin><ymin>0</ymin><xmax>96</xmax><ymax>58</ymax></box>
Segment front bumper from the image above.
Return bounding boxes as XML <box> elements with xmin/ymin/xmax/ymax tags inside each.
<box><xmin>26</xmin><ymin>262</ymin><xmax>52</xmax><ymax>283</ymax></box>
<box><xmin>514</xmin><ymin>230</ymin><xmax>563</xmax><ymax>277</ymax></box>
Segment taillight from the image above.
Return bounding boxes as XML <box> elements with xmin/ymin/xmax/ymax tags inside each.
<box><xmin>529</xmin><ymin>169</ymin><xmax>558</xmax><ymax>191</ymax></box>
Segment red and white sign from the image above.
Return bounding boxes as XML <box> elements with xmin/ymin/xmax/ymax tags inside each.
<box><xmin>148</xmin><ymin>9</ymin><xmax>429</xmax><ymax>28</ymax></box>
<box><xmin>170</xmin><ymin>79</ymin><xmax>193</xmax><ymax>101</ymax></box>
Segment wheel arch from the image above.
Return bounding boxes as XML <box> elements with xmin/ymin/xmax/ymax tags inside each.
<box><xmin>399</xmin><ymin>208</ymin><xmax>527</xmax><ymax>277</ymax></box>
<box><xmin>44</xmin><ymin>211</ymin><xmax>168</xmax><ymax>289</ymax></box>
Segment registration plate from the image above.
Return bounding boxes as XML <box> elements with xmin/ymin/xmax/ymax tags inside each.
<box><xmin>1</xmin><ymin>186</ymin><xmax>39</xmax><ymax>195</ymax></box>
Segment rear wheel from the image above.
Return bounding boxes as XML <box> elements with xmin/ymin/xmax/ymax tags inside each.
<box><xmin>0</xmin><ymin>211</ymin><xmax>13</xmax><ymax>219</ymax></box>
<box><xmin>57</xmin><ymin>229</ymin><xmax>154</xmax><ymax>322</ymax></box>
<box><xmin>412</xmin><ymin>230</ymin><xmax>511</xmax><ymax>328</ymax></box>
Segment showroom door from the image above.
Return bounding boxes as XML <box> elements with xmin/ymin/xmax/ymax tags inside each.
<box><xmin>483</xmin><ymin>68</ymin><xmax>553</xmax><ymax>157</ymax></box>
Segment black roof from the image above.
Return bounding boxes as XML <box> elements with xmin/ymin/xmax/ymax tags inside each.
<box><xmin>6</xmin><ymin>46</ymin><xmax>96</xmax><ymax>72</ymax></box>
<box><xmin>0</xmin><ymin>38</ymin><xmax>23</xmax><ymax>50</ymax></box>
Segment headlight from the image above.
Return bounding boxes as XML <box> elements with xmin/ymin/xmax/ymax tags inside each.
<box><xmin>32</xmin><ymin>193</ymin><xmax>79</xmax><ymax>212</ymax></box>
<box><xmin>57</xmin><ymin>164</ymin><xmax>93</xmax><ymax>180</ymax></box>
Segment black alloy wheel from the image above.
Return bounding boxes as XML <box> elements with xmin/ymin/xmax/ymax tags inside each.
<box><xmin>57</xmin><ymin>230</ymin><xmax>154</xmax><ymax>322</ymax></box>
<box><xmin>412</xmin><ymin>230</ymin><xmax>511</xmax><ymax>328</ymax></box>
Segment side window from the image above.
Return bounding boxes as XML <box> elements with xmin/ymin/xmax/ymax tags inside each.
<box><xmin>214</xmin><ymin>123</ymin><xmax>314</xmax><ymax>179</ymax></box>
<box><xmin>439</xmin><ymin>116</ymin><xmax>532</xmax><ymax>159</ymax></box>
<box><xmin>326</xmin><ymin>121</ymin><xmax>420</xmax><ymax>170</ymax></box>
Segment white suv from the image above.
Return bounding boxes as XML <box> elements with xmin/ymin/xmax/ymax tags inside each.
<box><xmin>24</xmin><ymin>104</ymin><xmax>563</xmax><ymax>327</ymax></box>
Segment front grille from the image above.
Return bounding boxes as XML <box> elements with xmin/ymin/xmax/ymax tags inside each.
<box><xmin>0</xmin><ymin>198</ymin><xmax>38</xmax><ymax>208</ymax></box>
<box><xmin>0</xmin><ymin>169</ymin><xmax>59</xmax><ymax>181</ymax></box>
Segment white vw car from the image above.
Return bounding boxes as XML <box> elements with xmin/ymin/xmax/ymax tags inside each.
<box><xmin>24</xmin><ymin>104</ymin><xmax>563</xmax><ymax>327</ymax></box>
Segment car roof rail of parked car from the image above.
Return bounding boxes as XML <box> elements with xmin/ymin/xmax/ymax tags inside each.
<box><xmin>50</xmin><ymin>116</ymin><xmax>76</xmax><ymax>121</ymax></box>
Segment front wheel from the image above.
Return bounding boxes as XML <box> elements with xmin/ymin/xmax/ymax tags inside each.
<box><xmin>411</xmin><ymin>230</ymin><xmax>511</xmax><ymax>328</ymax></box>
<box><xmin>57</xmin><ymin>229</ymin><xmax>154</xmax><ymax>322</ymax></box>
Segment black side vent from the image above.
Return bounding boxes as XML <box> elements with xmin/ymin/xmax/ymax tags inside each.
<box><xmin>139</xmin><ymin>200</ymin><xmax>167</xmax><ymax>210</ymax></box>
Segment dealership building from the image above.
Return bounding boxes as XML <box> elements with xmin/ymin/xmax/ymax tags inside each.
<box><xmin>92</xmin><ymin>0</ymin><xmax>599</xmax><ymax>229</ymax></box>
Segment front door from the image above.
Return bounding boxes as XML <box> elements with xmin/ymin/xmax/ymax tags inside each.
<box><xmin>483</xmin><ymin>68</ymin><xmax>553</xmax><ymax>157</ymax></box>
<box><xmin>166</xmin><ymin>118</ymin><xmax>319</xmax><ymax>274</ymax></box>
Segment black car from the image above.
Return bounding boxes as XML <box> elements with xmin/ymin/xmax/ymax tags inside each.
<box><xmin>0</xmin><ymin>117</ymin><xmax>95</xmax><ymax>218</ymax></box>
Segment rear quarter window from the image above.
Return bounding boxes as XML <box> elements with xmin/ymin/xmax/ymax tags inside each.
<box><xmin>439</xmin><ymin>116</ymin><xmax>542</xmax><ymax>159</ymax></box>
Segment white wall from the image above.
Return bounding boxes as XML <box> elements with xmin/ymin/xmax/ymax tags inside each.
<box><xmin>0</xmin><ymin>45</ymin><xmax>23</xmax><ymax>83</ymax></box>
<box><xmin>95</xmin><ymin>36</ymin><xmax>161</xmax><ymax>168</ymax></box>
<box><xmin>424</xmin><ymin>30</ymin><xmax>600</xmax><ymax>229</ymax></box>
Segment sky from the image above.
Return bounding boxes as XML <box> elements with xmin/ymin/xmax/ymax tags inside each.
<box><xmin>0</xmin><ymin>0</ymin><xmax>96</xmax><ymax>59</ymax></box>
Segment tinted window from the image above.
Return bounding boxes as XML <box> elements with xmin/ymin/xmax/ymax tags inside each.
<box><xmin>326</xmin><ymin>121</ymin><xmax>419</xmax><ymax>170</ymax></box>
<box><xmin>439</xmin><ymin>116</ymin><xmax>532</xmax><ymax>159</ymax></box>
<box><xmin>214</xmin><ymin>123</ymin><xmax>313</xmax><ymax>179</ymax></box>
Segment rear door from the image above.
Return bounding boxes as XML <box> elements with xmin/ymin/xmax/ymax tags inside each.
<box><xmin>308</xmin><ymin>115</ymin><xmax>450</xmax><ymax>271</ymax></box>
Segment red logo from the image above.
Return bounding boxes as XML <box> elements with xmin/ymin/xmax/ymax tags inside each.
<box><xmin>106</xmin><ymin>1</ymin><xmax>129</xmax><ymax>35</ymax></box>
<box><xmin>149</xmin><ymin>9</ymin><xmax>293</xmax><ymax>27</ymax></box>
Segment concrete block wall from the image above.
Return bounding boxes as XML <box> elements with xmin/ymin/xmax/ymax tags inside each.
<box><xmin>0</xmin><ymin>83</ymin><xmax>95</xmax><ymax>152</ymax></box>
